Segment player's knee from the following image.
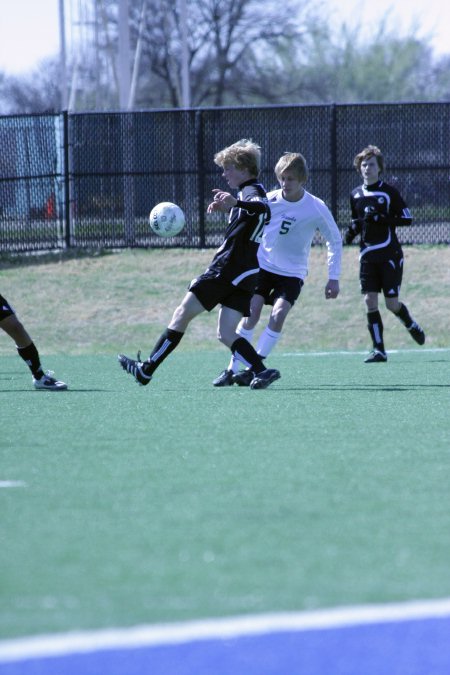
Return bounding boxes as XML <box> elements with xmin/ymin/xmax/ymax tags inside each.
<box><xmin>243</xmin><ymin>315</ymin><xmax>258</xmax><ymax>330</ymax></box>
<box><xmin>170</xmin><ymin>303</ymin><xmax>190</xmax><ymax>331</ymax></box>
<box><xmin>385</xmin><ymin>297</ymin><xmax>401</xmax><ymax>313</ymax></box>
<box><xmin>1</xmin><ymin>315</ymin><xmax>29</xmax><ymax>343</ymax></box>
<box><xmin>249</xmin><ymin>307</ymin><xmax>262</xmax><ymax>327</ymax></box>
<box><xmin>270</xmin><ymin>306</ymin><xmax>289</xmax><ymax>331</ymax></box>
<box><xmin>364</xmin><ymin>294</ymin><xmax>378</xmax><ymax>312</ymax></box>
<box><xmin>249</xmin><ymin>296</ymin><xmax>264</xmax><ymax>324</ymax></box>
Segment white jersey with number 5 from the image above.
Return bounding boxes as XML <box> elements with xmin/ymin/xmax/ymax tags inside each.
<box><xmin>258</xmin><ymin>188</ymin><xmax>342</xmax><ymax>280</ymax></box>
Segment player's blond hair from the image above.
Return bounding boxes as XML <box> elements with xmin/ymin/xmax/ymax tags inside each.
<box><xmin>354</xmin><ymin>145</ymin><xmax>385</xmax><ymax>174</ymax></box>
<box><xmin>274</xmin><ymin>152</ymin><xmax>308</xmax><ymax>184</ymax></box>
<box><xmin>214</xmin><ymin>139</ymin><xmax>261</xmax><ymax>177</ymax></box>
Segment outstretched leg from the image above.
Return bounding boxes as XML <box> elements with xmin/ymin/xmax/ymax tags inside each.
<box><xmin>118</xmin><ymin>292</ymin><xmax>204</xmax><ymax>386</ymax></box>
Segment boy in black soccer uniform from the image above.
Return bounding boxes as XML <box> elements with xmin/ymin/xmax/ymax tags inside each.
<box><xmin>118</xmin><ymin>139</ymin><xmax>281</xmax><ymax>389</ymax></box>
<box><xmin>0</xmin><ymin>294</ymin><xmax>67</xmax><ymax>389</ymax></box>
<box><xmin>343</xmin><ymin>145</ymin><xmax>425</xmax><ymax>362</ymax></box>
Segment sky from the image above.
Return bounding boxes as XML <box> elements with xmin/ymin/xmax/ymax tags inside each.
<box><xmin>0</xmin><ymin>0</ymin><xmax>448</xmax><ymax>76</ymax></box>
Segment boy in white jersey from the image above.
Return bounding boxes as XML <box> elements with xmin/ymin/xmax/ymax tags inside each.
<box><xmin>213</xmin><ymin>152</ymin><xmax>342</xmax><ymax>386</ymax></box>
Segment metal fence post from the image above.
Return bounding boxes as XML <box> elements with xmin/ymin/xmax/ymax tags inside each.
<box><xmin>330</xmin><ymin>103</ymin><xmax>338</xmax><ymax>221</ymax></box>
<box><xmin>63</xmin><ymin>110</ymin><xmax>71</xmax><ymax>248</ymax></box>
<box><xmin>122</xmin><ymin>113</ymin><xmax>136</xmax><ymax>246</ymax></box>
<box><xmin>195</xmin><ymin>110</ymin><xmax>205</xmax><ymax>248</ymax></box>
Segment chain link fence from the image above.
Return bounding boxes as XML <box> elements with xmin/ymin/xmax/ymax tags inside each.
<box><xmin>1</xmin><ymin>103</ymin><xmax>449</xmax><ymax>253</ymax></box>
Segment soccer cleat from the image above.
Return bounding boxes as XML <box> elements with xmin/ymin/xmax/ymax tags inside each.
<box><xmin>33</xmin><ymin>371</ymin><xmax>68</xmax><ymax>391</ymax></box>
<box><xmin>212</xmin><ymin>369</ymin><xmax>234</xmax><ymax>387</ymax></box>
<box><xmin>407</xmin><ymin>321</ymin><xmax>425</xmax><ymax>345</ymax></box>
<box><xmin>118</xmin><ymin>353</ymin><xmax>152</xmax><ymax>386</ymax></box>
<box><xmin>364</xmin><ymin>350</ymin><xmax>387</xmax><ymax>363</ymax></box>
<box><xmin>232</xmin><ymin>370</ymin><xmax>254</xmax><ymax>387</ymax></box>
<box><xmin>249</xmin><ymin>368</ymin><xmax>281</xmax><ymax>390</ymax></box>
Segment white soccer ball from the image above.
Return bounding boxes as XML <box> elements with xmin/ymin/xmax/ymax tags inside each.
<box><xmin>149</xmin><ymin>202</ymin><xmax>185</xmax><ymax>237</ymax></box>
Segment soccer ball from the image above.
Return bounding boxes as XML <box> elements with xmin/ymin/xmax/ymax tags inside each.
<box><xmin>149</xmin><ymin>202</ymin><xmax>185</xmax><ymax>237</ymax></box>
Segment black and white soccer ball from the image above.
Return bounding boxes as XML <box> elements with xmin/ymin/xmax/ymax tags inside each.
<box><xmin>149</xmin><ymin>202</ymin><xmax>185</xmax><ymax>237</ymax></box>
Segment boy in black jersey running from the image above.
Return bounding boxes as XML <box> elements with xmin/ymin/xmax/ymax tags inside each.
<box><xmin>343</xmin><ymin>145</ymin><xmax>425</xmax><ymax>362</ymax></box>
<box><xmin>118</xmin><ymin>139</ymin><xmax>280</xmax><ymax>390</ymax></box>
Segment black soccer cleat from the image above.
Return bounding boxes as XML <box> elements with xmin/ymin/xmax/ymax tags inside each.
<box><xmin>118</xmin><ymin>353</ymin><xmax>152</xmax><ymax>385</ymax></box>
<box><xmin>232</xmin><ymin>370</ymin><xmax>254</xmax><ymax>387</ymax></box>
<box><xmin>364</xmin><ymin>349</ymin><xmax>387</xmax><ymax>363</ymax></box>
<box><xmin>408</xmin><ymin>321</ymin><xmax>425</xmax><ymax>345</ymax></box>
<box><xmin>249</xmin><ymin>368</ymin><xmax>281</xmax><ymax>390</ymax></box>
<box><xmin>212</xmin><ymin>369</ymin><xmax>234</xmax><ymax>387</ymax></box>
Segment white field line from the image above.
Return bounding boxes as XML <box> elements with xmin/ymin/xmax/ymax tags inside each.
<box><xmin>0</xmin><ymin>481</ymin><xmax>26</xmax><ymax>488</ymax></box>
<box><xmin>280</xmin><ymin>347</ymin><xmax>450</xmax><ymax>357</ymax></box>
<box><xmin>1</xmin><ymin>598</ymin><xmax>450</xmax><ymax>662</ymax></box>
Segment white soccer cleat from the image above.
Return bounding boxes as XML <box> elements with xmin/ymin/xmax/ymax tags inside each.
<box><xmin>33</xmin><ymin>370</ymin><xmax>68</xmax><ymax>391</ymax></box>
<box><xmin>364</xmin><ymin>350</ymin><xmax>387</xmax><ymax>363</ymax></box>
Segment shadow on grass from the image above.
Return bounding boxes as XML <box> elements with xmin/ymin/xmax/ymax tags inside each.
<box><xmin>0</xmin><ymin>388</ymin><xmax>111</xmax><ymax>393</ymax></box>
<box><xmin>0</xmin><ymin>248</ymin><xmax>117</xmax><ymax>270</ymax></box>
<box><xmin>274</xmin><ymin>383</ymin><xmax>450</xmax><ymax>392</ymax></box>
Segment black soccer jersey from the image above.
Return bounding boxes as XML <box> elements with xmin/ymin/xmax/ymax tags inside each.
<box><xmin>204</xmin><ymin>179</ymin><xmax>269</xmax><ymax>292</ymax></box>
<box><xmin>350</xmin><ymin>180</ymin><xmax>412</xmax><ymax>260</ymax></box>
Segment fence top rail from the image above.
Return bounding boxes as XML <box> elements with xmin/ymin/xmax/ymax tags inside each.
<box><xmin>1</xmin><ymin>103</ymin><xmax>450</xmax><ymax>252</ymax></box>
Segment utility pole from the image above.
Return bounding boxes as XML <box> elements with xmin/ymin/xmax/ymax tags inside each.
<box><xmin>129</xmin><ymin>0</ymin><xmax>147</xmax><ymax>109</ymax></box>
<box><xmin>118</xmin><ymin>0</ymin><xmax>131</xmax><ymax>109</ymax></box>
<box><xmin>180</xmin><ymin>0</ymin><xmax>190</xmax><ymax>108</ymax></box>
<box><xmin>58</xmin><ymin>0</ymin><xmax>68</xmax><ymax>109</ymax></box>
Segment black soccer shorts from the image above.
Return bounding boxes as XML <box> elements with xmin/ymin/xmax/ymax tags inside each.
<box><xmin>359</xmin><ymin>255</ymin><xmax>403</xmax><ymax>297</ymax></box>
<box><xmin>254</xmin><ymin>268</ymin><xmax>303</xmax><ymax>307</ymax></box>
<box><xmin>188</xmin><ymin>275</ymin><xmax>253</xmax><ymax>316</ymax></box>
<box><xmin>0</xmin><ymin>294</ymin><xmax>15</xmax><ymax>321</ymax></box>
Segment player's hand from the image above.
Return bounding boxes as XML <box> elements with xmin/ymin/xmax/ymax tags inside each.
<box><xmin>207</xmin><ymin>189</ymin><xmax>238</xmax><ymax>213</ymax></box>
<box><xmin>363</xmin><ymin>206</ymin><xmax>386</xmax><ymax>224</ymax></box>
<box><xmin>325</xmin><ymin>279</ymin><xmax>339</xmax><ymax>299</ymax></box>
<box><xmin>343</xmin><ymin>227</ymin><xmax>356</xmax><ymax>245</ymax></box>
<box><xmin>207</xmin><ymin>200</ymin><xmax>221</xmax><ymax>213</ymax></box>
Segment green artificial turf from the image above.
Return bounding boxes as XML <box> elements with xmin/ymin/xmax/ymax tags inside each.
<box><xmin>1</xmin><ymin>349</ymin><xmax>449</xmax><ymax>639</ymax></box>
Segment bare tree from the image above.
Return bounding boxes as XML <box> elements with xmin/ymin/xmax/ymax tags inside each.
<box><xmin>1</xmin><ymin>0</ymin><xmax>448</xmax><ymax>114</ymax></box>
<box><xmin>129</xmin><ymin>0</ymin><xmax>324</xmax><ymax>108</ymax></box>
<box><xmin>0</xmin><ymin>60</ymin><xmax>61</xmax><ymax>114</ymax></box>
